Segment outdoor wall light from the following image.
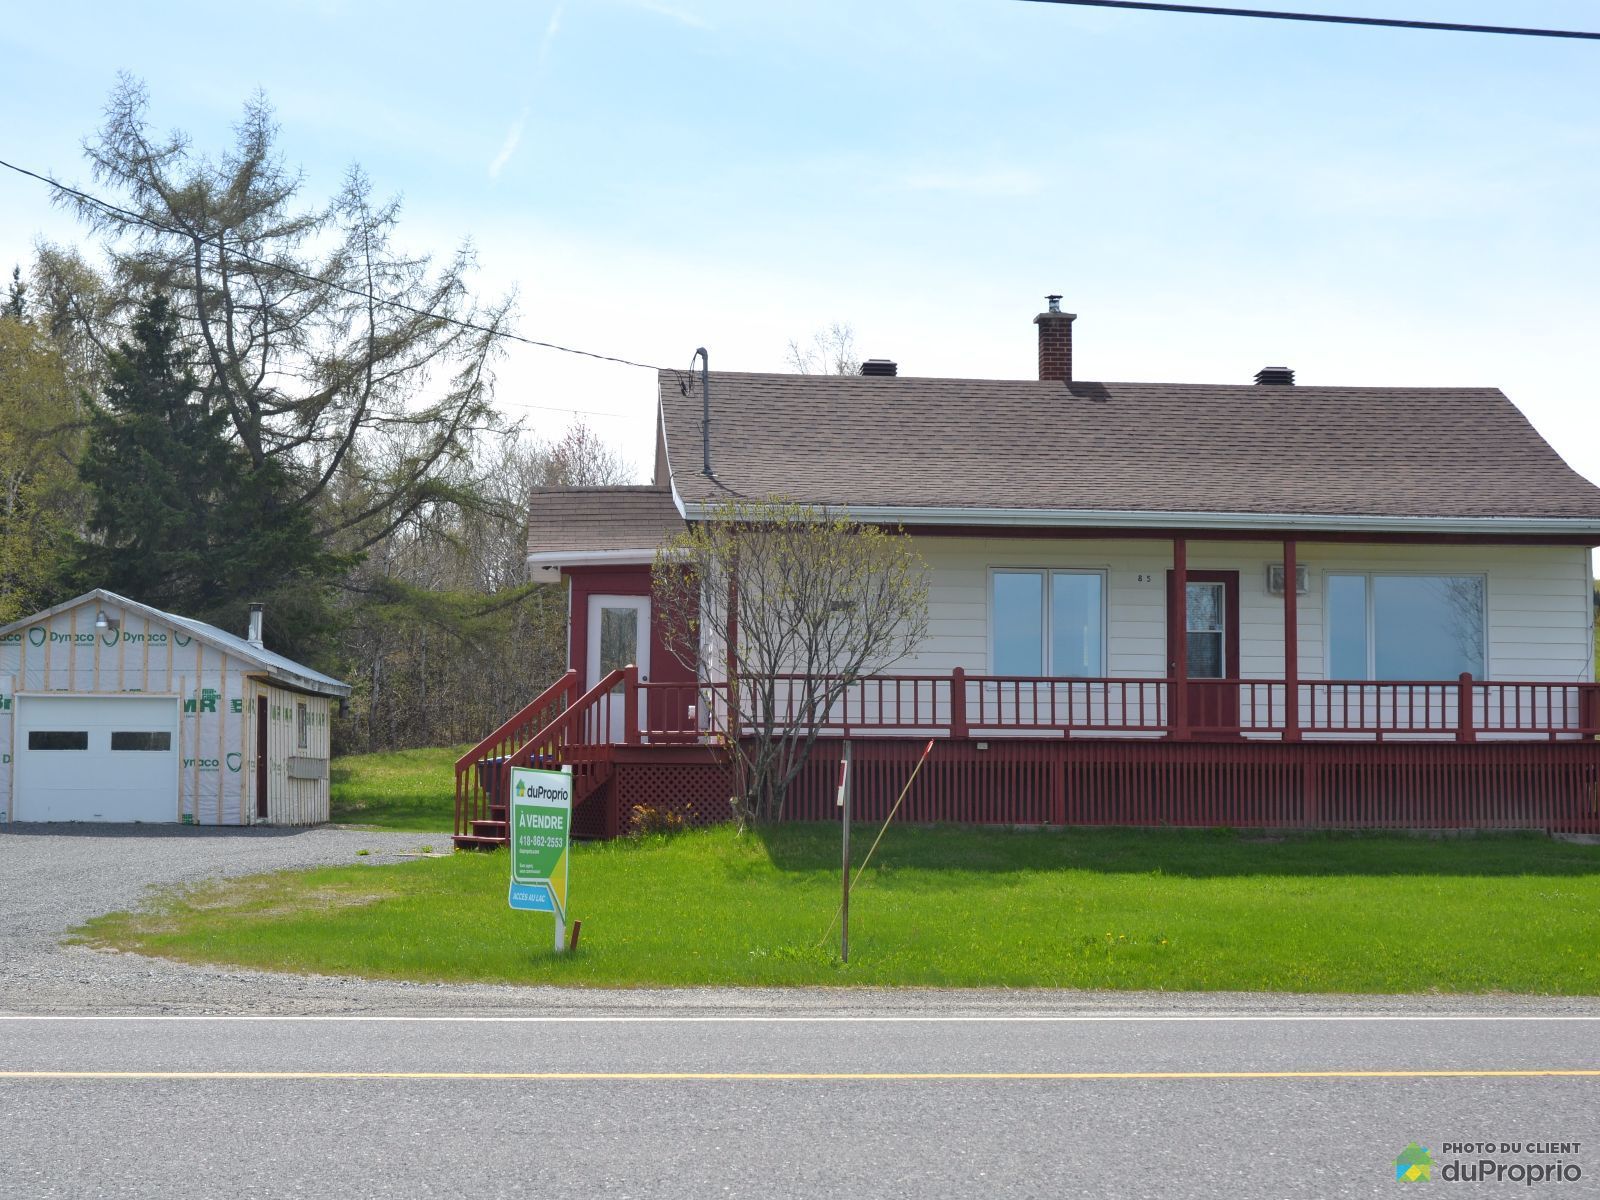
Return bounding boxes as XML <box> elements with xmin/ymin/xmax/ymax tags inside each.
<box><xmin>94</xmin><ymin>610</ymin><xmax>109</xmax><ymax>629</ymax></box>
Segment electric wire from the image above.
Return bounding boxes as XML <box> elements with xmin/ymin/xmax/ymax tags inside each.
<box><xmin>496</xmin><ymin>398</ymin><xmax>639</xmax><ymax>419</ymax></box>
<box><xmin>1017</xmin><ymin>0</ymin><xmax>1600</xmax><ymax>40</ymax></box>
<box><xmin>0</xmin><ymin>154</ymin><xmax>665</xmax><ymax>391</ymax></box>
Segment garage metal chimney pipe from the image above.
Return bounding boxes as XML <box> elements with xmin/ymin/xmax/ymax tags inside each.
<box><xmin>247</xmin><ymin>603</ymin><xmax>265</xmax><ymax>649</ymax></box>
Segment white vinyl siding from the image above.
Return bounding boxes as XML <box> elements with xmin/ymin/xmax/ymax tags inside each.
<box><xmin>890</xmin><ymin>537</ymin><xmax>1591</xmax><ymax>685</ymax></box>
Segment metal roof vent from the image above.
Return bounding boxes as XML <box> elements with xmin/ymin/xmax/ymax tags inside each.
<box><xmin>859</xmin><ymin>359</ymin><xmax>898</xmax><ymax>377</ymax></box>
<box><xmin>1254</xmin><ymin>366</ymin><xmax>1295</xmax><ymax>386</ymax></box>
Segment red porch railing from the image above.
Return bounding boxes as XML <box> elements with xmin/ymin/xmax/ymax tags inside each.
<box><xmin>453</xmin><ymin>669</ymin><xmax>578</xmax><ymax>841</ymax></box>
<box><xmin>458</xmin><ymin>669</ymin><xmax>1598</xmax><ymax>840</ymax></box>
<box><xmin>630</xmin><ymin>671</ymin><xmax>1600</xmax><ymax>743</ymax></box>
<box><xmin>454</xmin><ymin>667</ymin><xmax>647</xmax><ymax>844</ymax></box>
<box><xmin>458</xmin><ymin>669</ymin><xmax>1600</xmax><ymax>842</ymax></box>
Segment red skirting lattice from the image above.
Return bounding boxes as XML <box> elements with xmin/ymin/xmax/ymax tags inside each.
<box><xmin>613</xmin><ymin>757</ymin><xmax>735</xmax><ymax>831</ymax></box>
<box><xmin>583</xmin><ymin>738</ymin><xmax>1600</xmax><ymax>837</ymax></box>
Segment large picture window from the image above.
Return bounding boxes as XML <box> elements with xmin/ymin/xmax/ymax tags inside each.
<box><xmin>1326</xmin><ymin>573</ymin><xmax>1485</xmax><ymax>680</ymax></box>
<box><xmin>991</xmin><ymin>569</ymin><xmax>1105</xmax><ymax>677</ymax></box>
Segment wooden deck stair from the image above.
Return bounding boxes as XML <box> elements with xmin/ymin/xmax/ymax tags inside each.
<box><xmin>453</xmin><ymin>760</ymin><xmax>616</xmax><ymax>851</ymax></box>
<box><xmin>452</xmin><ymin>667</ymin><xmax>634</xmax><ymax>851</ymax></box>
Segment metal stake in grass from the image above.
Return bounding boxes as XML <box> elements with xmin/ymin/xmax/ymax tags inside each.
<box><xmin>819</xmin><ymin>739</ymin><xmax>935</xmax><ymax>954</ymax></box>
<box><xmin>838</xmin><ymin>740</ymin><xmax>852</xmax><ymax>963</ymax></box>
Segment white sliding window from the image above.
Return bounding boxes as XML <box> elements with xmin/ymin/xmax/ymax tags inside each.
<box><xmin>1326</xmin><ymin>573</ymin><xmax>1485</xmax><ymax>680</ymax></box>
<box><xmin>991</xmin><ymin>570</ymin><xmax>1106</xmax><ymax>677</ymax></box>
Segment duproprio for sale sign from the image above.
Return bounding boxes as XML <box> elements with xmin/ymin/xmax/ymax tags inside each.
<box><xmin>508</xmin><ymin>766</ymin><xmax>571</xmax><ymax>923</ymax></box>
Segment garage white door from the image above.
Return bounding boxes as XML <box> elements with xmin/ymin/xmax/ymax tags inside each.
<box><xmin>14</xmin><ymin>695</ymin><xmax>181</xmax><ymax>822</ymax></box>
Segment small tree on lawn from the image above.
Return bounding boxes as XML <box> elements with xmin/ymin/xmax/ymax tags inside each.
<box><xmin>653</xmin><ymin>498</ymin><xmax>929</xmax><ymax>826</ymax></box>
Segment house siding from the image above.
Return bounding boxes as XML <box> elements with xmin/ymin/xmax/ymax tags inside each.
<box><xmin>896</xmin><ymin>537</ymin><xmax>1592</xmax><ymax>684</ymax></box>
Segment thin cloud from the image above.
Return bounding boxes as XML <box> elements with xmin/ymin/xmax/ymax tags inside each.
<box><xmin>489</xmin><ymin>4</ymin><xmax>563</xmax><ymax>181</ymax></box>
<box><xmin>537</xmin><ymin>3</ymin><xmax>564</xmax><ymax>68</ymax></box>
<box><xmin>489</xmin><ymin>107</ymin><xmax>532</xmax><ymax>181</ymax></box>
<box><xmin>632</xmin><ymin>0</ymin><xmax>710</xmax><ymax>30</ymax></box>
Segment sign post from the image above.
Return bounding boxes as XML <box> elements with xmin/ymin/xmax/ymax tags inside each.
<box><xmin>508</xmin><ymin>765</ymin><xmax>573</xmax><ymax>953</ymax></box>
<box><xmin>837</xmin><ymin>740</ymin><xmax>851</xmax><ymax>964</ymax></box>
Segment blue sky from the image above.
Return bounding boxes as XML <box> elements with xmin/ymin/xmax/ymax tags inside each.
<box><xmin>3</xmin><ymin>1</ymin><xmax>1598</xmax><ymax>484</ymax></box>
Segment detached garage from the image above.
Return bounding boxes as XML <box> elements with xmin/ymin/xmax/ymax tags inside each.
<box><xmin>0</xmin><ymin>589</ymin><xmax>350</xmax><ymax>826</ymax></box>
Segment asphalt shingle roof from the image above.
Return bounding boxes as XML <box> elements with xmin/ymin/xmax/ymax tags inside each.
<box><xmin>526</xmin><ymin>486</ymin><xmax>684</xmax><ymax>556</ymax></box>
<box><xmin>658</xmin><ymin>372</ymin><xmax>1600</xmax><ymax>521</ymax></box>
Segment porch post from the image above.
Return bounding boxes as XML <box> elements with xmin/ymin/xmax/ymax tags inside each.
<box><xmin>1171</xmin><ymin>536</ymin><xmax>1188</xmax><ymax>740</ymax></box>
<box><xmin>1457</xmin><ymin>672</ymin><xmax>1476</xmax><ymax>743</ymax></box>
<box><xmin>950</xmin><ymin>666</ymin><xmax>969</xmax><ymax>739</ymax></box>
<box><xmin>1282</xmin><ymin>538</ymin><xmax>1300</xmax><ymax>743</ymax></box>
<box><xmin>623</xmin><ymin>665</ymin><xmax>640</xmax><ymax>745</ymax></box>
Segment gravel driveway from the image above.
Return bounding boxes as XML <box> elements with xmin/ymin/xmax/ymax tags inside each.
<box><xmin>0</xmin><ymin>823</ymin><xmax>452</xmax><ymax>1015</ymax></box>
<box><xmin>4</xmin><ymin>823</ymin><xmax>1597</xmax><ymax>1019</ymax></box>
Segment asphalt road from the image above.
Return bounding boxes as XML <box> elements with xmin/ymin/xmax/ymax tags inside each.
<box><xmin>2</xmin><ymin>1013</ymin><xmax>1595</xmax><ymax>1199</ymax></box>
<box><xmin>4</xmin><ymin>826</ymin><xmax>1597</xmax><ymax>1196</ymax></box>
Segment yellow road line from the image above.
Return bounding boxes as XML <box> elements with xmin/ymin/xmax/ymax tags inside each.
<box><xmin>1</xmin><ymin>1069</ymin><xmax>1597</xmax><ymax>1082</ymax></box>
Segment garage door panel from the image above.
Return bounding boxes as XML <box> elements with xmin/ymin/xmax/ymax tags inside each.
<box><xmin>15</xmin><ymin>696</ymin><xmax>179</xmax><ymax>822</ymax></box>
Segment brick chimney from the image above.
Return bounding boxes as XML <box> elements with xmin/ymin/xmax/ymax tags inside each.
<box><xmin>1034</xmin><ymin>294</ymin><xmax>1076</xmax><ymax>382</ymax></box>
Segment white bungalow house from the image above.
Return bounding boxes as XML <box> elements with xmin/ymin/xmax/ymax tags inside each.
<box><xmin>453</xmin><ymin>299</ymin><xmax>1600</xmax><ymax>846</ymax></box>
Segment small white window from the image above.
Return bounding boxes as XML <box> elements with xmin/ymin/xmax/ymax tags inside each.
<box><xmin>297</xmin><ymin>702</ymin><xmax>309</xmax><ymax>749</ymax></box>
<box><xmin>991</xmin><ymin>569</ymin><xmax>1106</xmax><ymax>677</ymax></box>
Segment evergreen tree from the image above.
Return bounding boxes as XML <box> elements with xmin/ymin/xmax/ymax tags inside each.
<box><xmin>51</xmin><ymin>79</ymin><xmax>510</xmax><ymax>555</ymax></box>
<box><xmin>68</xmin><ymin>295</ymin><xmax>347</xmax><ymax>659</ymax></box>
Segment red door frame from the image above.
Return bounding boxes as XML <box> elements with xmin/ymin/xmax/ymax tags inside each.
<box><xmin>1167</xmin><ymin>570</ymin><xmax>1241</xmax><ymax>737</ymax></box>
<box><xmin>565</xmin><ymin>565</ymin><xmax>697</xmax><ymax>736</ymax></box>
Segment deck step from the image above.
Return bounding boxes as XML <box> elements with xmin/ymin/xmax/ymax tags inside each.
<box><xmin>472</xmin><ymin>819</ymin><xmax>508</xmax><ymax>838</ymax></box>
<box><xmin>452</xmin><ymin>833</ymin><xmax>508</xmax><ymax>852</ymax></box>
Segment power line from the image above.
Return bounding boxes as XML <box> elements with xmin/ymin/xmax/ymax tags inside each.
<box><xmin>0</xmin><ymin>154</ymin><xmax>666</xmax><ymax>384</ymax></box>
<box><xmin>1017</xmin><ymin>0</ymin><xmax>1600</xmax><ymax>40</ymax></box>
<box><xmin>497</xmin><ymin>397</ymin><xmax>639</xmax><ymax>419</ymax></box>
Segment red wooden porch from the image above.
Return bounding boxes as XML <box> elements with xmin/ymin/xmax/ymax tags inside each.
<box><xmin>452</xmin><ymin>667</ymin><xmax>1600</xmax><ymax>847</ymax></box>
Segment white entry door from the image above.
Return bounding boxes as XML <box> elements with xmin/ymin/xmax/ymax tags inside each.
<box><xmin>14</xmin><ymin>695</ymin><xmax>181</xmax><ymax>822</ymax></box>
<box><xmin>586</xmin><ymin>595</ymin><xmax>650</xmax><ymax>740</ymax></box>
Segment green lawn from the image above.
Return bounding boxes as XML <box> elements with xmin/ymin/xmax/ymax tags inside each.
<box><xmin>77</xmin><ymin>824</ymin><xmax>1600</xmax><ymax>993</ymax></box>
<box><xmin>329</xmin><ymin>745</ymin><xmax>464</xmax><ymax>831</ymax></box>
